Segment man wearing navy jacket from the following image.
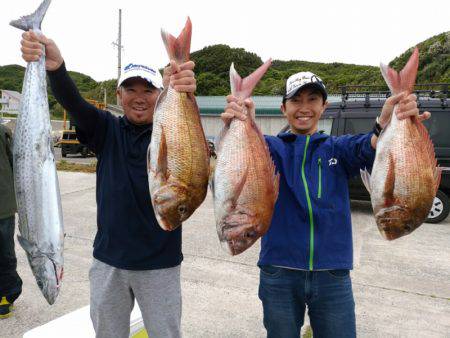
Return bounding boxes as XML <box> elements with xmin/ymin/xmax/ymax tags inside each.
<box><xmin>21</xmin><ymin>30</ymin><xmax>196</xmax><ymax>338</ymax></box>
<box><xmin>222</xmin><ymin>71</ymin><xmax>429</xmax><ymax>338</ymax></box>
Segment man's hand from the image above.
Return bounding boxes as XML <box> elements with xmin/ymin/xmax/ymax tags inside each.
<box><xmin>21</xmin><ymin>30</ymin><xmax>63</xmax><ymax>71</ymax></box>
<box><xmin>163</xmin><ymin>60</ymin><xmax>196</xmax><ymax>93</ymax></box>
<box><xmin>371</xmin><ymin>91</ymin><xmax>431</xmax><ymax>149</ymax></box>
<box><xmin>221</xmin><ymin>95</ymin><xmax>254</xmax><ymax>126</ymax></box>
<box><xmin>378</xmin><ymin>92</ymin><xmax>430</xmax><ymax>128</ymax></box>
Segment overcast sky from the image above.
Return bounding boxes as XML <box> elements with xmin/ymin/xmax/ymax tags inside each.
<box><xmin>1</xmin><ymin>0</ymin><xmax>449</xmax><ymax>82</ymax></box>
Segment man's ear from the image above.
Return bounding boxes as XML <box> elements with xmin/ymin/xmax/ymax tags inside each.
<box><xmin>280</xmin><ymin>103</ymin><xmax>287</xmax><ymax>116</ymax></box>
<box><xmin>116</xmin><ymin>87</ymin><xmax>122</xmax><ymax>106</ymax></box>
<box><xmin>319</xmin><ymin>100</ymin><xmax>328</xmax><ymax>118</ymax></box>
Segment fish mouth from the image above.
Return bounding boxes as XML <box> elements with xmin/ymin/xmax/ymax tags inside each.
<box><xmin>155</xmin><ymin>213</ymin><xmax>181</xmax><ymax>231</ymax></box>
<box><xmin>375</xmin><ymin>206</ymin><xmax>418</xmax><ymax>240</ymax></box>
<box><xmin>219</xmin><ymin>223</ymin><xmax>260</xmax><ymax>256</ymax></box>
<box><xmin>220</xmin><ymin>223</ymin><xmax>258</xmax><ymax>241</ymax></box>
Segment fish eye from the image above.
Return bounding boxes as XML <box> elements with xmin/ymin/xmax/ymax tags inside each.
<box><xmin>178</xmin><ymin>205</ymin><xmax>187</xmax><ymax>214</ymax></box>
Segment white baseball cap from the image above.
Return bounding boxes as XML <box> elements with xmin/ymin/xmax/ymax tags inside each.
<box><xmin>117</xmin><ymin>63</ymin><xmax>164</xmax><ymax>89</ymax></box>
<box><xmin>284</xmin><ymin>71</ymin><xmax>327</xmax><ymax>100</ymax></box>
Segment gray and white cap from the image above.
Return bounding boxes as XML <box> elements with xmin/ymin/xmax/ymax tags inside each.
<box><xmin>284</xmin><ymin>71</ymin><xmax>327</xmax><ymax>100</ymax></box>
<box><xmin>117</xmin><ymin>63</ymin><xmax>164</xmax><ymax>89</ymax></box>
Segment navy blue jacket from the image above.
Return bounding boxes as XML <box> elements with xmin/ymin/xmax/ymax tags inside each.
<box><xmin>259</xmin><ymin>132</ymin><xmax>375</xmax><ymax>270</ymax></box>
<box><xmin>48</xmin><ymin>63</ymin><xmax>182</xmax><ymax>270</ymax></box>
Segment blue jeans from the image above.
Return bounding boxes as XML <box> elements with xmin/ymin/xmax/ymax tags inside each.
<box><xmin>258</xmin><ymin>266</ymin><xmax>356</xmax><ymax>338</ymax></box>
<box><xmin>0</xmin><ymin>216</ymin><xmax>22</xmax><ymax>303</ymax></box>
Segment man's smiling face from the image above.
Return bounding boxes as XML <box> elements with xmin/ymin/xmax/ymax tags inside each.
<box><xmin>117</xmin><ymin>77</ymin><xmax>161</xmax><ymax>125</ymax></box>
<box><xmin>281</xmin><ymin>86</ymin><xmax>328</xmax><ymax>135</ymax></box>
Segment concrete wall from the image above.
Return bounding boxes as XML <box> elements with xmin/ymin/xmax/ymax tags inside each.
<box><xmin>201</xmin><ymin>115</ymin><xmax>287</xmax><ymax>138</ymax></box>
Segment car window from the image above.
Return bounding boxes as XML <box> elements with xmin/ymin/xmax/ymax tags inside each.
<box><xmin>344</xmin><ymin>118</ymin><xmax>373</xmax><ymax>134</ymax></box>
<box><xmin>422</xmin><ymin>111</ymin><xmax>450</xmax><ymax>148</ymax></box>
<box><xmin>318</xmin><ymin>118</ymin><xmax>333</xmax><ymax>135</ymax></box>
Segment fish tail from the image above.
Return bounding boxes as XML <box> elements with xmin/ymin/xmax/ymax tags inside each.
<box><xmin>161</xmin><ymin>17</ymin><xmax>192</xmax><ymax>64</ymax></box>
<box><xmin>380</xmin><ymin>47</ymin><xmax>419</xmax><ymax>95</ymax></box>
<box><xmin>230</xmin><ymin>59</ymin><xmax>272</xmax><ymax>99</ymax></box>
<box><xmin>10</xmin><ymin>0</ymin><xmax>51</xmax><ymax>31</ymax></box>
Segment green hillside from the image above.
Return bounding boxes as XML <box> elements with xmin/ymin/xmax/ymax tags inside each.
<box><xmin>0</xmin><ymin>64</ymin><xmax>98</xmax><ymax>119</ymax></box>
<box><xmin>1</xmin><ymin>31</ymin><xmax>448</xmax><ymax>118</ymax></box>
<box><xmin>389</xmin><ymin>31</ymin><xmax>449</xmax><ymax>83</ymax></box>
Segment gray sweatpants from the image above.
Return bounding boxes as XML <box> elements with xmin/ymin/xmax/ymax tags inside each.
<box><xmin>89</xmin><ymin>258</ymin><xmax>181</xmax><ymax>338</ymax></box>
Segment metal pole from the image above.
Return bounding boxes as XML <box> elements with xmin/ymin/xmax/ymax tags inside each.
<box><xmin>118</xmin><ymin>9</ymin><xmax>122</xmax><ymax>80</ymax></box>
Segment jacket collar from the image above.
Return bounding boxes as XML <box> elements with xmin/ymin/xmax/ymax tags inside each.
<box><xmin>277</xmin><ymin>131</ymin><xmax>328</xmax><ymax>143</ymax></box>
<box><xmin>121</xmin><ymin>116</ymin><xmax>152</xmax><ymax>134</ymax></box>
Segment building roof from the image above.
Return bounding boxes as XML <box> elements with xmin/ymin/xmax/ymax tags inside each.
<box><xmin>1</xmin><ymin>90</ymin><xmax>22</xmax><ymax>101</ymax></box>
<box><xmin>196</xmin><ymin>96</ymin><xmax>284</xmax><ymax>116</ymax></box>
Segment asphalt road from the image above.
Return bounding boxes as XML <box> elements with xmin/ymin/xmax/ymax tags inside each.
<box><xmin>53</xmin><ymin>146</ymin><xmax>96</xmax><ymax>165</ymax></box>
<box><xmin>2</xmin><ymin>172</ymin><xmax>450</xmax><ymax>338</ymax></box>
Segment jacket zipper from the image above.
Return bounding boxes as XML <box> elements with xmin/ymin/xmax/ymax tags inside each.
<box><xmin>318</xmin><ymin>158</ymin><xmax>322</xmax><ymax>199</ymax></box>
<box><xmin>301</xmin><ymin>135</ymin><xmax>314</xmax><ymax>270</ymax></box>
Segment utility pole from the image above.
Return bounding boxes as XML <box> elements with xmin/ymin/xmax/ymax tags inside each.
<box><xmin>112</xmin><ymin>9</ymin><xmax>123</xmax><ymax>81</ymax></box>
<box><xmin>112</xmin><ymin>9</ymin><xmax>124</xmax><ymax>104</ymax></box>
<box><xmin>103</xmin><ymin>87</ymin><xmax>107</xmax><ymax>107</ymax></box>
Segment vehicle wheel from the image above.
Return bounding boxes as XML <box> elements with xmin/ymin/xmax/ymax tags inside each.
<box><xmin>81</xmin><ymin>147</ymin><xmax>88</xmax><ymax>158</ymax></box>
<box><xmin>426</xmin><ymin>190</ymin><xmax>449</xmax><ymax>224</ymax></box>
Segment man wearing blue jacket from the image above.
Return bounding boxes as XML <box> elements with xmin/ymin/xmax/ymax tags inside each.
<box><xmin>222</xmin><ymin>71</ymin><xmax>429</xmax><ymax>338</ymax></box>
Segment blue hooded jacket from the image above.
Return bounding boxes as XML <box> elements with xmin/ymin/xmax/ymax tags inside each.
<box><xmin>258</xmin><ymin>131</ymin><xmax>375</xmax><ymax>270</ymax></box>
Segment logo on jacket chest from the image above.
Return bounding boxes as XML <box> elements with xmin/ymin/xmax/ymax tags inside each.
<box><xmin>328</xmin><ymin>158</ymin><xmax>338</xmax><ymax>166</ymax></box>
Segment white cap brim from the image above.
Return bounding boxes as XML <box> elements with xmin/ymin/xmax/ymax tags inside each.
<box><xmin>117</xmin><ymin>64</ymin><xmax>164</xmax><ymax>89</ymax></box>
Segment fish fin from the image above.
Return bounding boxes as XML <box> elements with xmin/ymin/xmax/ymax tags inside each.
<box><xmin>380</xmin><ymin>47</ymin><xmax>419</xmax><ymax>95</ymax></box>
<box><xmin>230</xmin><ymin>59</ymin><xmax>272</xmax><ymax>99</ymax></box>
<box><xmin>272</xmin><ymin>170</ymin><xmax>280</xmax><ymax>202</ymax></box>
<box><xmin>264</xmin><ymin>144</ymin><xmax>279</xmax><ymax>202</ymax></box>
<box><xmin>415</xmin><ymin>118</ymin><xmax>437</xmax><ymax>165</ymax></box>
<box><xmin>156</xmin><ymin>127</ymin><xmax>169</xmax><ymax>182</ymax></box>
<box><xmin>434</xmin><ymin>166</ymin><xmax>442</xmax><ymax>196</ymax></box>
<box><xmin>229</xmin><ymin>166</ymin><xmax>249</xmax><ymax>208</ymax></box>
<box><xmin>414</xmin><ymin>118</ymin><xmax>441</xmax><ymax>194</ymax></box>
<box><xmin>383</xmin><ymin>153</ymin><xmax>396</xmax><ymax>206</ymax></box>
<box><xmin>209</xmin><ymin>171</ymin><xmax>215</xmax><ymax>196</ymax></box>
<box><xmin>215</xmin><ymin>125</ymin><xmax>229</xmax><ymax>154</ymax></box>
<box><xmin>360</xmin><ymin>168</ymin><xmax>372</xmax><ymax>194</ymax></box>
<box><xmin>17</xmin><ymin>235</ymin><xmax>37</xmax><ymax>255</ymax></box>
<box><xmin>10</xmin><ymin>0</ymin><xmax>51</xmax><ymax>31</ymax></box>
<box><xmin>161</xmin><ymin>17</ymin><xmax>191</xmax><ymax>64</ymax></box>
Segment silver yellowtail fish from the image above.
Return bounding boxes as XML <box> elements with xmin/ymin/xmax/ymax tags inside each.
<box><xmin>10</xmin><ymin>0</ymin><xmax>64</xmax><ymax>305</ymax></box>
<box><xmin>148</xmin><ymin>18</ymin><xmax>210</xmax><ymax>231</ymax></box>
<box><xmin>212</xmin><ymin>60</ymin><xmax>279</xmax><ymax>255</ymax></box>
<box><xmin>361</xmin><ymin>48</ymin><xmax>441</xmax><ymax>240</ymax></box>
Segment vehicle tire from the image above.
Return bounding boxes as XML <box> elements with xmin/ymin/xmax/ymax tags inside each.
<box><xmin>81</xmin><ymin>147</ymin><xmax>88</xmax><ymax>158</ymax></box>
<box><xmin>426</xmin><ymin>190</ymin><xmax>449</xmax><ymax>224</ymax></box>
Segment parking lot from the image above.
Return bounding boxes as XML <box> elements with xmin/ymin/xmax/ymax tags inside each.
<box><xmin>2</xmin><ymin>171</ymin><xmax>450</xmax><ymax>338</ymax></box>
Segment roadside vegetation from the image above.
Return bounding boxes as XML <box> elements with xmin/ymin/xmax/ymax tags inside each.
<box><xmin>56</xmin><ymin>159</ymin><xmax>96</xmax><ymax>173</ymax></box>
